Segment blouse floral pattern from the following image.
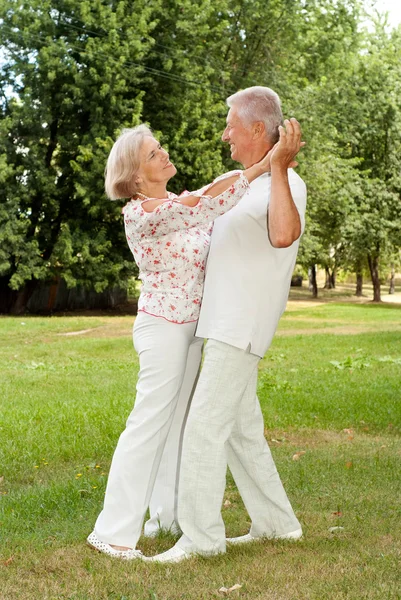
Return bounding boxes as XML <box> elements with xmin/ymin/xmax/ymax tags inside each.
<box><xmin>123</xmin><ymin>170</ymin><xmax>249</xmax><ymax>324</ymax></box>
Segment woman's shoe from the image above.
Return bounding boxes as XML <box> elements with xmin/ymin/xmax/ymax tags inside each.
<box><xmin>87</xmin><ymin>531</ymin><xmax>144</xmax><ymax>560</ymax></box>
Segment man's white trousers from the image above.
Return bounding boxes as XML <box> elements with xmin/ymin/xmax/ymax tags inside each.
<box><xmin>94</xmin><ymin>311</ymin><xmax>203</xmax><ymax>548</ymax></box>
<box><xmin>177</xmin><ymin>339</ymin><xmax>301</xmax><ymax>555</ymax></box>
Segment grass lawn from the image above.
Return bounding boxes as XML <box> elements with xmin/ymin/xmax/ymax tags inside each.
<box><xmin>1</xmin><ymin>294</ymin><xmax>400</xmax><ymax>600</ymax></box>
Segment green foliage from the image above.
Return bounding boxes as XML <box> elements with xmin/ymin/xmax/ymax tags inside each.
<box><xmin>329</xmin><ymin>25</ymin><xmax>401</xmax><ymax>298</ymax></box>
<box><xmin>0</xmin><ymin>0</ymin><xmax>157</xmax><ymax>296</ymax></box>
<box><xmin>329</xmin><ymin>353</ymin><xmax>372</xmax><ymax>370</ymax></box>
<box><xmin>0</xmin><ymin>0</ymin><xmax>400</xmax><ymax>308</ymax></box>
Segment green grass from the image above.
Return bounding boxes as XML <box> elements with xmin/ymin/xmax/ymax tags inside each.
<box><xmin>0</xmin><ymin>300</ymin><xmax>400</xmax><ymax>599</ymax></box>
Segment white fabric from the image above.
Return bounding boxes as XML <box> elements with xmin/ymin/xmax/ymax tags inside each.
<box><xmin>144</xmin><ymin>346</ymin><xmax>200</xmax><ymax>536</ymax></box>
<box><xmin>176</xmin><ymin>339</ymin><xmax>301</xmax><ymax>555</ymax></box>
<box><xmin>196</xmin><ymin>169</ymin><xmax>307</xmax><ymax>357</ymax></box>
<box><xmin>94</xmin><ymin>311</ymin><xmax>203</xmax><ymax>548</ymax></box>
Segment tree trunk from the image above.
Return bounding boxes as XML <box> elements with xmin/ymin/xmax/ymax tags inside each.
<box><xmin>389</xmin><ymin>266</ymin><xmax>395</xmax><ymax>295</ymax></box>
<box><xmin>0</xmin><ymin>279</ymin><xmax>39</xmax><ymax>315</ymax></box>
<box><xmin>47</xmin><ymin>278</ymin><xmax>61</xmax><ymax>311</ymax></box>
<box><xmin>324</xmin><ymin>267</ymin><xmax>336</xmax><ymax>289</ymax></box>
<box><xmin>367</xmin><ymin>254</ymin><xmax>381</xmax><ymax>302</ymax></box>
<box><xmin>356</xmin><ymin>271</ymin><xmax>363</xmax><ymax>296</ymax></box>
<box><xmin>0</xmin><ymin>278</ymin><xmax>13</xmax><ymax>313</ymax></box>
<box><xmin>308</xmin><ymin>265</ymin><xmax>318</xmax><ymax>298</ymax></box>
<box><xmin>10</xmin><ymin>281</ymin><xmax>38</xmax><ymax>315</ymax></box>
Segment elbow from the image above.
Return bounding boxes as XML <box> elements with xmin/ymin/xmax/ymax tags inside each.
<box><xmin>270</xmin><ymin>226</ymin><xmax>301</xmax><ymax>248</ymax></box>
<box><xmin>271</xmin><ymin>237</ymin><xmax>293</xmax><ymax>248</ymax></box>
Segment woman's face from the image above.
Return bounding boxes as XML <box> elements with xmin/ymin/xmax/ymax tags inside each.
<box><xmin>136</xmin><ymin>136</ymin><xmax>177</xmax><ymax>189</ymax></box>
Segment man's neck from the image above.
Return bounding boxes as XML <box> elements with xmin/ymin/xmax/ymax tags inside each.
<box><xmin>242</xmin><ymin>144</ymin><xmax>272</xmax><ymax>169</ymax></box>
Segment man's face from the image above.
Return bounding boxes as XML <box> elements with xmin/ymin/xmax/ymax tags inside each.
<box><xmin>221</xmin><ymin>106</ymin><xmax>255</xmax><ymax>165</ymax></box>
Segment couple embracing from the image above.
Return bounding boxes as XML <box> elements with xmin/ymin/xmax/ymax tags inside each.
<box><xmin>87</xmin><ymin>86</ymin><xmax>307</xmax><ymax>563</ymax></box>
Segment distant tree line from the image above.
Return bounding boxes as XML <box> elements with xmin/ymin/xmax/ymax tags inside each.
<box><xmin>0</xmin><ymin>0</ymin><xmax>400</xmax><ymax>312</ymax></box>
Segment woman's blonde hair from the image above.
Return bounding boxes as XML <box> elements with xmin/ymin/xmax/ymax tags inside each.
<box><xmin>105</xmin><ymin>124</ymin><xmax>153</xmax><ymax>200</ymax></box>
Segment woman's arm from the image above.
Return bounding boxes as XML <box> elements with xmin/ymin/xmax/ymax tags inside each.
<box><xmin>123</xmin><ymin>149</ymin><xmax>277</xmax><ymax>239</ymax></box>
<box><xmin>124</xmin><ymin>172</ymin><xmax>250</xmax><ymax>239</ymax></box>
<box><xmin>141</xmin><ymin>153</ymin><xmax>271</xmax><ymax>213</ymax></box>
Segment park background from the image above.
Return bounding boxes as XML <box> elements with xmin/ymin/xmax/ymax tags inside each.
<box><xmin>1</xmin><ymin>0</ymin><xmax>401</xmax><ymax>310</ymax></box>
<box><xmin>1</xmin><ymin>0</ymin><xmax>401</xmax><ymax>599</ymax></box>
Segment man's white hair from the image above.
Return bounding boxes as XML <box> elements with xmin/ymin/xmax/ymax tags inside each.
<box><xmin>105</xmin><ymin>124</ymin><xmax>153</xmax><ymax>200</ymax></box>
<box><xmin>226</xmin><ymin>86</ymin><xmax>283</xmax><ymax>144</ymax></box>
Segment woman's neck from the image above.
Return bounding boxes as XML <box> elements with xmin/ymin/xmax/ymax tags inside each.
<box><xmin>136</xmin><ymin>182</ymin><xmax>168</xmax><ymax>199</ymax></box>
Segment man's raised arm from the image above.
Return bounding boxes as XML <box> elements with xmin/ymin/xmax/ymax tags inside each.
<box><xmin>268</xmin><ymin>118</ymin><xmax>303</xmax><ymax>248</ymax></box>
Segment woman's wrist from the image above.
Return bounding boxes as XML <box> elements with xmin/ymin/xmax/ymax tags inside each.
<box><xmin>244</xmin><ymin>163</ymin><xmax>265</xmax><ymax>183</ymax></box>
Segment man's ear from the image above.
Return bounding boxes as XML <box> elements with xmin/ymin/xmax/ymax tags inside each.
<box><xmin>252</xmin><ymin>121</ymin><xmax>265</xmax><ymax>140</ymax></box>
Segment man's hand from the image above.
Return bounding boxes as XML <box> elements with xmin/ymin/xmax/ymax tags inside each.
<box><xmin>270</xmin><ymin>118</ymin><xmax>305</xmax><ymax>170</ymax></box>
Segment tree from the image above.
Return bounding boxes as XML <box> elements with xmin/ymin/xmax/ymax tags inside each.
<box><xmin>334</xmin><ymin>24</ymin><xmax>401</xmax><ymax>301</ymax></box>
<box><xmin>0</xmin><ymin>0</ymin><xmax>159</xmax><ymax>312</ymax></box>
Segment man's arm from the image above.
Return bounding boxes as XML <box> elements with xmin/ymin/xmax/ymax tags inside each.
<box><xmin>268</xmin><ymin>118</ymin><xmax>303</xmax><ymax>248</ymax></box>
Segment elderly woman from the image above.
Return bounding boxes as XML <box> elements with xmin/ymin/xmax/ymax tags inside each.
<box><xmin>87</xmin><ymin>125</ymin><xmax>272</xmax><ymax>559</ymax></box>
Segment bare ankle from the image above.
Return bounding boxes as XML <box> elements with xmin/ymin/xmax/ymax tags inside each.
<box><xmin>110</xmin><ymin>544</ymin><xmax>132</xmax><ymax>551</ymax></box>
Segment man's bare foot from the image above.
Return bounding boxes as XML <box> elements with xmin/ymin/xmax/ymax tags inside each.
<box><xmin>110</xmin><ymin>544</ymin><xmax>132</xmax><ymax>551</ymax></box>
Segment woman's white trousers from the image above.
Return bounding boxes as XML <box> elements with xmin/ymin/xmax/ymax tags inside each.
<box><xmin>94</xmin><ymin>311</ymin><xmax>203</xmax><ymax>548</ymax></box>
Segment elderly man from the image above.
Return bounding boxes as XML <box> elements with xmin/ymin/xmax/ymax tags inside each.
<box><xmin>151</xmin><ymin>86</ymin><xmax>307</xmax><ymax>563</ymax></box>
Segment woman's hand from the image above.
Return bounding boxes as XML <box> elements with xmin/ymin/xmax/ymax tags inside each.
<box><xmin>253</xmin><ymin>119</ymin><xmax>304</xmax><ymax>176</ymax></box>
<box><xmin>269</xmin><ymin>118</ymin><xmax>305</xmax><ymax>171</ymax></box>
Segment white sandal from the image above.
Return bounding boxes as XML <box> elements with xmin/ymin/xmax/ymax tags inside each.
<box><xmin>87</xmin><ymin>531</ymin><xmax>144</xmax><ymax>560</ymax></box>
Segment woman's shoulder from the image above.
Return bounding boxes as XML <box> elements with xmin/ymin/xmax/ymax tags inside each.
<box><xmin>123</xmin><ymin>192</ymin><xmax>177</xmax><ymax>214</ymax></box>
<box><xmin>122</xmin><ymin>199</ymin><xmax>144</xmax><ymax>216</ymax></box>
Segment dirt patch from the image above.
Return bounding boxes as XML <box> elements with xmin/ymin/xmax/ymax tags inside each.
<box><xmin>287</xmin><ymin>285</ymin><xmax>401</xmax><ymax>307</ymax></box>
<box><xmin>265</xmin><ymin>429</ymin><xmax>352</xmax><ymax>447</ymax></box>
<box><xmin>82</xmin><ymin>321</ymin><xmax>133</xmax><ymax>338</ymax></box>
<box><xmin>51</xmin><ymin>317</ymin><xmax>134</xmax><ymax>340</ymax></box>
<box><xmin>264</xmin><ymin>428</ymin><xmax>399</xmax><ymax>449</ymax></box>
<box><xmin>58</xmin><ymin>328</ymin><xmax>104</xmax><ymax>336</ymax></box>
<box><xmin>285</xmin><ymin>301</ymin><xmax>325</xmax><ymax>310</ymax></box>
<box><xmin>277</xmin><ymin>324</ymin><xmax>401</xmax><ymax>336</ymax></box>
<box><xmin>283</xmin><ymin>317</ymin><xmax>347</xmax><ymax>323</ymax></box>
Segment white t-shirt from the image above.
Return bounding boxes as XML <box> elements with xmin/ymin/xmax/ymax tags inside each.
<box><xmin>196</xmin><ymin>169</ymin><xmax>307</xmax><ymax>357</ymax></box>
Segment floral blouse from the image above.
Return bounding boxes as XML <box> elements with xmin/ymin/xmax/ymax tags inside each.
<box><xmin>123</xmin><ymin>171</ymin><xmax>249</xmax><ymax>324</ymax></box>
